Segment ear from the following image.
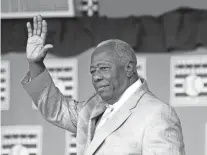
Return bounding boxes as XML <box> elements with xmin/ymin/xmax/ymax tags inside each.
<box><xmin>125</xmin><ymin>61</ymin><xmax>134</xmax><ymax>78</ymax></box>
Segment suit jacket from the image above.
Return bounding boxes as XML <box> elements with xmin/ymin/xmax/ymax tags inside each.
<box><xmin>21</xmin><ymin>69</ymin><xmax>185</xmax><ymax>155</ymax></box>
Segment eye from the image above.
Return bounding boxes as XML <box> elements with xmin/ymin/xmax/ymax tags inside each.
<box><xmin>90</xmin><ymin>68</ymin><xmax>95</xmax><ymax>74</ymax></box>
<box><xmin>100</xmin><ymin>67</ymin><xmax>110</xmax><ymax>71</ymax></box>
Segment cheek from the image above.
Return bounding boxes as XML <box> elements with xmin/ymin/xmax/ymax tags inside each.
<box><xmin>107</xmin><ymin>75</ymin><xmax>120</xmax><ymax>90</ymax></box>
<box><xmin>112</xmin><ymin>70</ymin><xmax>126</xmax><ymax>88</ymax></box>
<box><xmin>91</xmin><ymin>77</ymin><xmax>95</xmax><ymax>84</ymax></box>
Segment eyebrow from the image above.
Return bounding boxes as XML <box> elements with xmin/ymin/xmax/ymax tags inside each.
<box><xmin>90</xmin><ymin>62</ymin><xmax>111</xmax><ymax>68</ymax></box>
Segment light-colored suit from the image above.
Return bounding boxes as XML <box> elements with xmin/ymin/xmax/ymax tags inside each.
<box><xmin>21</xmin><ymin>70</ymin><xmax>185</xmax><ymax>155</ymax></box>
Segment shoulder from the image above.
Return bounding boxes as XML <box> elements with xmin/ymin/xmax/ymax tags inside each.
<box><xmin>77</xmin><ymin>93</ymin><xmax>101</xmax><ymax>112</ymax></box>
<box><xmin>135</xmin><ymin>92</ymin><xmax>181</xmax><ymax>125</ymax></box>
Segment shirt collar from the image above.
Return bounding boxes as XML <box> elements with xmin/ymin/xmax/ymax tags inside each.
<box><xmin>107</xmin><ymin>78</ymin><xmax>142</xmax><ymax>109</ymax></box>
<box><xmin>118</xmin><ymin>78</ymin><xmax>142</xmax><ymax>104</ymax></box>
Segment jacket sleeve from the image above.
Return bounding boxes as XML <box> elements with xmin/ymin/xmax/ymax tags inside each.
<box><xmin>21</xmin><ymin>69</ymin><xmax>84</xmax><ymax>133</ymax></box>
<box><xmin>142</xmin><ymin>104</ymin><xmax>185</xmax><ymax>155</ymax></box>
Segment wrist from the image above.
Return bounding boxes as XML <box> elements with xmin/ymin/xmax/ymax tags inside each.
<box><xmin>29</xmin><ymin>61</ymin><xmax>46</xmax><ymax>79</ymax></box>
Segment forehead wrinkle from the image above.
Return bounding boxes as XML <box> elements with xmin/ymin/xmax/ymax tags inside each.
<box><xmin>90</xmin><ymin>61</ymin><xmax>112</xmax><ymax>68</ymax></box>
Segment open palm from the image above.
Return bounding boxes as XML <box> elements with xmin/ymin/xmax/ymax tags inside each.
<box><xmin>26</xmin><ymin>15</ymin><xmax>53</xmax><ymax>62</ymax></box>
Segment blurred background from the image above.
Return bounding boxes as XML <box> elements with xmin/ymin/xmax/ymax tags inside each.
<box><xmin>1</xmin><ymin>0</ymin><xmax>207</xmax><ymax>155</ymax></box>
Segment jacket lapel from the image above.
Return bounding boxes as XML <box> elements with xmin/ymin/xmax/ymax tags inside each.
<box><xmin>85</xmin><ymin>78</ymin><xmax>149</xmax><ymax>155</ymax></box>
<box><xmin>85</xmin><ymin>108</ymin><xmax>131</xmax><ymax>155</ymax></box>
<box><xmin>86</xmin><ymin>101</ymin><xmax>106</xmax><ymax>145</ymax></box>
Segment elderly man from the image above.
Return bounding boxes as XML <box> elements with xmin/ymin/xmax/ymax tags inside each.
<box><xmin>21</xmin><ymin>15</ymin><xmax>185</xmax><ymax>155</ymax></box>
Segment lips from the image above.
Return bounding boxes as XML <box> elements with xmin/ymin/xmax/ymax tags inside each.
<box><xmin>97</xmin><ymin>85</ymin><xmax>109</xmax><ymax>91</ymax></box>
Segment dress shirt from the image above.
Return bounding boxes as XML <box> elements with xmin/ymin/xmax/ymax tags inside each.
<box><xmin>95</xmin><ymin>78</ymin><xmax>142</xmax><ymax>131</ymax></box>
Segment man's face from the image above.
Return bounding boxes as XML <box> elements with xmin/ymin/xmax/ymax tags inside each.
<box><xmin>90</xmin><ymin>46</ymin><xmax>127</xmax><ymax>103</ymax></box>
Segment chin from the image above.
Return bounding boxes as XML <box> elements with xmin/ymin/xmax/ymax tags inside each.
<box><xmin>98</xmin><ymin>92</ymin><xmax>111</xmax><ymax>101</ymax></box>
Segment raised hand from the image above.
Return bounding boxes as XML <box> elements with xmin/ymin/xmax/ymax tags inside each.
<box><xmin>26</xmin><ymin>15</ymin><xmax>53</xmax><ymax>63</ymax></box>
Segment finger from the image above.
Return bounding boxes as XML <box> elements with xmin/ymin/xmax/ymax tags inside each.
<box><xmin>44</xmin><ymin>44</ymin><xmax>53</xmax><ymax>50</ymax></box>
<box><xmin>41</xmin><ymin>44</ymin><xmax>53</xmax><ymax>56</ymax></box>
<box><xmin>33</xmin><ymin>16</ymin><xmax>37</xmax><ymax>35</ymax></box>
<box><xmin>41</xmin><ymin>20</ymin><xmax>47</xmax><ymax>41</ymax></box>
<box><xmin>37</xmin><ymin>15</ymin><xmax>42</xmax><ymax>36</ymax></box>
<box><xmin>27</xmin><ymin>22</ymin><xmax>33</xmax><ymax>37</ymax></box>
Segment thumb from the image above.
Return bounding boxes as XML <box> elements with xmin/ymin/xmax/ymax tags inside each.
<box><xmin>44</xmin><ymin>44</ymin><xmax>53</xmax><ymax>50</ymax></box>
<box><xmin>41</xmin><ymin>44</ymin><xmax>53</xmax><ymax>55</ymax></box>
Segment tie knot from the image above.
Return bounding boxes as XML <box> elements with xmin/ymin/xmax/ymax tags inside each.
<box><xmin>105</xmin><ymin>104</ymin><xmax>114</xmax><ymax>113</ymax></box>
<box><xmin>105</xmin><ymin>103</ymin><xmax>113</xmax><ymax>109</ymax></box>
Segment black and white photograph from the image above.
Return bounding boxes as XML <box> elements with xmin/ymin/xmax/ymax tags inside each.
<box><xmin>1</xmin><ymin>0</ymin><xmax>207</xmax><ymax>155</ymax></box>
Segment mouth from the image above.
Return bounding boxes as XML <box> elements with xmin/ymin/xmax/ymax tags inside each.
<box><xmin>97</xmin><ymin>85</ymin><xmax>109</xmax><ymax>91</ymax></box>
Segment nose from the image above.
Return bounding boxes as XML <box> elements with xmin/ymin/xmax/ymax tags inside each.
<box><xmin>93</xmin><ymin>73</ymin><xmax>103</xmax><ymax>83</ymax></box>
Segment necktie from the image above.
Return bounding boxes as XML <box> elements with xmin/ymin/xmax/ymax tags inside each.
<box><xmin>95</xmin><ymin>104</ymin><xmax>114</xmax><ymax>131</ymax></box>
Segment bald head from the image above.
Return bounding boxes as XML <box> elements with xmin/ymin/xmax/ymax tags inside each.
<box><xmin>95</xmin><ymin>39</ymin><xmax>137</xmax><ymax>67</ymax></box>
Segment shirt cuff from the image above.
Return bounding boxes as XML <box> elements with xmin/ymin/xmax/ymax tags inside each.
<box><xmin>21</xmin><ymin>71</ymin><xmax>32</xmax><ymax>85</ymax></box>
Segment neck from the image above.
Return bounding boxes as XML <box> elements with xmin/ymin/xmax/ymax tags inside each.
<box><xmin>130</xmin><ymin>73</ymin><xmax>139</xmax><ymax>86</ymax></box>
<box><xmin>106</xmin><ymin>74</ymin><xmax>139</xmax><ymax>105</ymax></box>
<box><xmin>106</xmin><ymin>98</ymin><xmax>119</xmax><ymax>105</ymax></box>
